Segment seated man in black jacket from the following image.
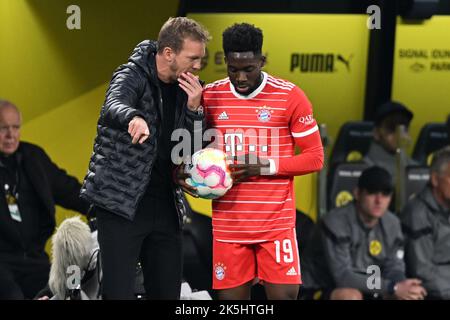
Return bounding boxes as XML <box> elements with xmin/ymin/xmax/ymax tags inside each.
<box><xmin>301</xmin><ymin>166</ymin><xmax>427</xmax><ymax>300</ymax></box>
<box><xmin>0</xmin><ymin>100</ymin><xmax>89</xmax><ymax>299</ymax></box>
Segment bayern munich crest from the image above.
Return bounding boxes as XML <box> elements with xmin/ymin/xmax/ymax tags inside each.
<box><xmin>214</xmin><ymin>262</ymin><xmax>226</xmax><ymax>280</ymax></box>
<box><xmin>256</xmin><ymin>106</ymin><xmax>274</xmax><ymax>122</ymax></box>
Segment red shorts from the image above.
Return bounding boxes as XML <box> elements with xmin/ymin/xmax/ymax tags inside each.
<box><xmin>212</xmin><ymin>228</ymin><xmax>302</xmax><ymax>290</ymax></box>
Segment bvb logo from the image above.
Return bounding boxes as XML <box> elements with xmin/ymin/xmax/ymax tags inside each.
<box><xmin>369</xmin><ymin>240</ymin><xmax>382</xmax><ymax>256</ymax></box>
<box><xmin>335</xmin><ymin>191</ymin><xmax>353</xmax><ymax>207</ymax></box>
<box><xmin>346</xmin><ymin>150</ymin><xmax>363</xmax><ymax>162</ymax></box>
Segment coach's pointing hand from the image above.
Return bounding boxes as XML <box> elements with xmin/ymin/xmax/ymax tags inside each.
<box><xmin>128</xmin><ymin>116</ymin><xmax>150</xmax><ymax>144</ymax></box>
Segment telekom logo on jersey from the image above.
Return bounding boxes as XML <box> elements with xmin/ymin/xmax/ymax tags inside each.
<box><xmin>224</xmin><ymin>132</ymin><xmax>275</xmax><ymax>157</ymax></box>
<box><xmin>170</xmin><ymin>121</ymin><xmax>281</xmax><ymax>165</ymax></box>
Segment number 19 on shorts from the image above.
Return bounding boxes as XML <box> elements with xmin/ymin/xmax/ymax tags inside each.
<box><xmin>274</xmin><ymin>239</ymin><xmax>294</xmax><ymax>264</ymax></box>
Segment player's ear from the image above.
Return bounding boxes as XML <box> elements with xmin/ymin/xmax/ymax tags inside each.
<box><xmin>260</xmin><ymin>55</ymin><xmax>266</xmax><ymax>68</ymax></box>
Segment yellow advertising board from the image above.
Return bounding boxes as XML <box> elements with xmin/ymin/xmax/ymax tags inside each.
<box><xmin>392</xmin><ymin>16</ymin><xmax>450</xmax><ymax>152</ymax></box>
<box><xmin>187</xmin><ymin>13</ymin><xmax>370</xmax><ymax>220</ymax></box>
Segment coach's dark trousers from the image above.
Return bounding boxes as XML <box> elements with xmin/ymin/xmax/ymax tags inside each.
<box><xmin>96</xmin><ymin>193</ymin><xmax>182</xmax><ymax>300</ymax></box>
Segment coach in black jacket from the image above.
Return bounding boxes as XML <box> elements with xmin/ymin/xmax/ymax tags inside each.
<box><xmin>80</xmin><ymin>17</ymin><xmax>209</xmax><ymax>299</ymax></box>
<box><xmin>0</xmin><ymin>100</ymin><xmax>89</xmax><ymax>299</ymax></box>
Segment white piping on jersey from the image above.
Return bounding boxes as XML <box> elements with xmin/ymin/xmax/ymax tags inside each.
<box><xmin>266</xmin><ymin>81</ymin><xmax>294</xmax><ymax>91</ymax></box>
<box><xmin>226</xmin><ymin>188</ymin><xmax>290</xmax><ymax>192</ymax></box>
<box><xmin>259</xmin><ymin>91</ymin><xmax>289</xmax><ymax>95</ymax></box>
<box><xmin>204</xmin><ymin>106</ymin><xmax>287</xmax><ymax>111</ymax></box>
<box><xmin>210</xmin><ymin>115</ymin><xmax>287</xmax><ymax>118</ymax></box>
<box><xmin>203</xmin><ymin>91</ymin><xmax>288</xmax><ymax>95</ymax></box>
<box><xmin>213</xmin><ymin>227</ymin><xmax>292</xmax><ymax>233</ymax></box>
<box><xmin>203</xmin><ymin>90</ymin><xmax>231</xmax><ymax>94</ymax></box>
<box><xmin>213</xmin><ymin>223</ymin><xmax>293</xmax><ymax>228</ymax></box>
<box><xmin>213</xmin><ymin>216</ymin><xmax>292</xmax><ymax>221</ymax></box>
<box><xmin>214</xmin><ymin>209</ymin><xmax>293</xmax><ymax>213</ymax></box>
<box><xmin>219</xmin><ymin>195</ymin><xmax>289</xmax><ymax>199</ymax></box>
<box><xmin>214</xmin><ymin>199</ymin><xmax>292</xmax><ymax>204</ymax></box>
<box><xmin>291</xmin><ymin>124</ymin><xmax>319</xmax><ymax>138</ymax></box>
<box><xmin>213</xmin><ymin>125</ymin><xmax>289</xmax><ymax>129</ymax></box>
<box><xmin>205</xmin><ymin>78</ymin><xmax>229</xmax><ymax>89</ymax></box>
<box><xmin>208</xmin><ymin>98</ymin><xmax>287</xmax><ymax>102</ymax></box>
<box><xmin>229</xmin><ymin>71</ymin><xmax>268</xmax><ymax>99</ymax></box>
<box><xmin>267</xmin><ymin>76</ymin><xmax>295</xmax><ymax>88</ymax></box>
<box><xmin>239</xmin><ymin>181</ymin><xmax>289</xmax><ymax>185</ymax></box>
<box><xmin>293</xmin><ymin>228</ymin><xmax>301</xmax><ymax>276</ymax></box>
<box><xmin>222</xmin><ymin>134</ymin><xmax>292</xmax><ymax>138</ymax></box>
<box><xmin>208</xmin><ymin>114</ymin><xmax>287</xmax><ymax>119</ymax></box>
<box><xmin>210</xmin><ymin>120</ymin><xmax>289</xmax><ymax>125</ymax></box>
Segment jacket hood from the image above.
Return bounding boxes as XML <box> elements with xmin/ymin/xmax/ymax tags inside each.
<box><xmin>128</xmin><ymin>40</ymin><xmax>158</xmax><ymax>81</ymax></box>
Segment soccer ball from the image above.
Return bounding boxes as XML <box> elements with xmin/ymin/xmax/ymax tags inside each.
<box><xmin>185</xmin><ymin>148</ymin><xmax>233</xmax><ymax>199</ymax></box>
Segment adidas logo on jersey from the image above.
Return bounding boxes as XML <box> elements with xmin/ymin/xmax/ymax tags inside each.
<box><xmin>286</xmin><ymin>267</ymin><xmax>297</xmax><ymax>276</ymax></box>
<box><xmin>218</xmin><ymin>111</ymin><xmax>229</xmax><ymax>120</ymax></box>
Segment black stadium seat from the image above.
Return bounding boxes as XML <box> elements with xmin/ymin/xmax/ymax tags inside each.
<box><xmin>329</xmin><ymin>121</ymin><xmax>374</xmax><ymax>168</ymax></box>
<box><xmin>328</xmin><ymin>162</ymin><xmax>369</xmax><ymax>210</ymax></box>
<box><xmin>412</xmin><ymin>123</ymin><xmax>449</xmax><ymax>165</ymax></box>
<box><xmin>404</xmin><ymin>165</ymin><xmax>430</xmax><ymax>201</ymax></box>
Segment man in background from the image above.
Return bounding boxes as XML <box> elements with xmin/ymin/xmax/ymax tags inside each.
<box><xmin>401</xmin><ymin>146</ymin><xmax>450</xmax><ymax>299</ymax></box>
<box><xmin>364</xmin><ymin>101</ymin><xmax>417</xmax><ymax>179</ymax></box>
<box><xmin>301</xmin><ymin>166</ymin><xmax>426</xmax><ymax>300</ymax></box>
<box><xmin>0</xmin><ymin>99</ymin><xmax>89</xmax><ymax>299</ymax></box>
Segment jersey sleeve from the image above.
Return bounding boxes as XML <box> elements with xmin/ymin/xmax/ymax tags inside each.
<box><xmin>271</xmin><ymin>86</ymin><xmax>324</xmax><ymax>176</ymax></box>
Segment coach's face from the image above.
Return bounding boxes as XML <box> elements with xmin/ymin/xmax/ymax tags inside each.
<box><xmin>169</xmin><ymin>38</ymin><xmax>206</xmax><ymax>81</ymax></box>
<box><xmin>225</xmin><ymin>51</ymin><xmax>265</xmax><ymax>96</ymax></box>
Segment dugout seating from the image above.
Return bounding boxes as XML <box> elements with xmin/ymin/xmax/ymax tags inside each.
<box><xmin>404</xmin><ymin>165</ymin><xmax>430</xmax><ymax>201</ymax></box>
<box><xmin>412</xmin><ymin>122</ymin><xmax>449</xmax><ymax>166</ymax></box>
<box><xmin>329</xmin><ymin>121</ymin><xmax>374</xmax><ymax>168</ymax></box>
<box><xmin>328</xmin><ymin>162</ymin><xmax>369</xmax><ymax>210</ymax></box>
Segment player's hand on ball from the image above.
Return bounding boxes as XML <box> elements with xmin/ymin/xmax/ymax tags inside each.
<box><xmin>228</xmin><ymin>154</ymin><xmax>270</xmax><ymax>184</ymax></box>
<box><xmin>173</xmin><ymin>164</ymin><xmax>199</xmax><ymax>198</ymax></box>
<box><xmin>128</xmin><ymin>116</ymin><xmax>150</xmax><ymax>144</ymax></box>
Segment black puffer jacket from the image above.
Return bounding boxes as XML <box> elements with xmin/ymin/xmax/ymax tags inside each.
<box><xmin>80</xmin><ymin>40</ymin><xmax>204</xmax><ymax>223</ymax></box>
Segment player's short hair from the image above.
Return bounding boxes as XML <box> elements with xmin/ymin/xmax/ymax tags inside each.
<box><xmin>430</xmin><ymin>146</ymin><xmax>450</xmax><ymax>175</ymax></box>
<box><xmin>222</xmin><ymin>23</ymin><xmax>263</xmax><ymax>56</ymax></box>
<box><xmin>158</xmin><ymin>17</ymin><xmax>210</xmax><ymax>54</ymax></box>
<box><xmin>357</xmin><ymin>166</ymin><xmax>393</xmax><ymax>195</ymax></box>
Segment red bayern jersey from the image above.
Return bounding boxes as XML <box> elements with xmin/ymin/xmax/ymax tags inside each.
<box><xmin>203</xmin><ymin>72</ymin><xmax>323</xmax><ymax>243</ymax></box>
